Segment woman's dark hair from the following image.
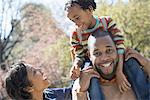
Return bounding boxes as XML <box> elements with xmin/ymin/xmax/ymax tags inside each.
<box><xmin>5</xmin><ymin>62</ymin><xmax>32</xmax><ymax>100</ymax></box>
<box><xmin>64</xmin><ymin>0</ymin><xmax>96</xmax><ymax>11</ymax></box>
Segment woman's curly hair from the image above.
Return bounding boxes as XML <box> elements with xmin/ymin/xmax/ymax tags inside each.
<box><xmin>5</xmin><ymin>62</ymin><xmax>32</xmax><ymax>100</ymax></box>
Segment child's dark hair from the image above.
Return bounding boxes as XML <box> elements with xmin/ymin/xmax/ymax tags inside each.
<box><xmin>64</xmin><ymin>0</ymin><xmax>96</xmax><ymax>11</ymax></box>
<box><xmin>5</xmin><ymin>62</ymin><xmax>32</xmax><ymax>100</ymax></box>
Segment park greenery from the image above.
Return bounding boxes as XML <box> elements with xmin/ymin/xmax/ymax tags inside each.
<box><xmin>0</xmin><ymin>0</ymin><xmax>149</xmax><ymax>98</ymax></box>
<box><xmin>95</xmin><ymin>0</ymin><xmax>150</xmax><ymax>57</ymax></box>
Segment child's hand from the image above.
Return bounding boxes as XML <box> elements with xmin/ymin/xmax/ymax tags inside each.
<box><xmin>70</xmin><ymin>62</ymin><xmax>81</xmax><ymax>80</ymax></box>
<box><xmin>116</xmin><ymin>71</ymin><xmax>131</xmax><ymax>93</ymax></box>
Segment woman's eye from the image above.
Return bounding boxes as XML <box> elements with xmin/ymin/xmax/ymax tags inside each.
<box><xmin>93</xmin><ymin>52</ymin><xmax>102</xmax><ymax>57</ymax></box>
<box><xmin>75</xmin><ymin>16</ymin><xmax>80</xmax><ymax>20</ymax></box>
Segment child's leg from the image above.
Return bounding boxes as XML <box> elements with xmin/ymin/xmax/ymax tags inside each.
<box><xmin>124</xmin><ymin>58</ymin><xmax>150</xmax><ymax>100</ymax></box>
<box><xmin>88</xmin><ymin>77</ymin><xmax>105</xmax><ymax>100</ymax></box>
<box><xmin>43</xmin><ymin>87</ymin><xmax>72</xmax><ymax>100</ymax></box>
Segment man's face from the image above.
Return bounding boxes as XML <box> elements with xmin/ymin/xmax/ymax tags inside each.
<box><xmin>66</xmin><ymin>4</ymin><xmax>93</xmax><ymax>30</ymax></box>
<box><xmin>90</xmin><ymin>36</ymin><xmax>118</xmax><ymax>77</ymax></box>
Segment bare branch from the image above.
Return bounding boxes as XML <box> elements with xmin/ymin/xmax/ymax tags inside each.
<box><xmin>3</xmin><ymin>18</ymin><xmax>23</xmax><ymax>49</ymax></box>
<box><xmin>4</xmin><ymin>39</ymin><xmax>19</xmax><ymax>60</ymax></box>
<box><xmin>14</xmin><ymin>0</ymin><xmax>22</xmax><ymax>19</ymax></box>
<box><xmin>3</xmin><ymin>0</ymin><xmax>13</xmax><ymax>37</ymax></box>
<box><xmin>2</xmin><ymin>25</ymin><xmax>14</xmax><ymax>49</ymax></box>
<box><xmin>0</xmin><ymin>0</ymin><xmax>5</xmax><ymax>39</ymax></box>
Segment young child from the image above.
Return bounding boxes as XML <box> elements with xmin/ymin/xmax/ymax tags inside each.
<box><xmin>64</xmin><ymin>0</ymin><xmax>129</xmax><ymax>98</ymax></box>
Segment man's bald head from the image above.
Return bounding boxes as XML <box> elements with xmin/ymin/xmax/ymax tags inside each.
<box><xmin>88</xmin><ymin>29</ymin><xmax>113</xmax><ymax>50</ymax></box>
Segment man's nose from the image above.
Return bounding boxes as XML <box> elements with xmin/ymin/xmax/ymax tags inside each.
<box><xmin>101</xmin><ymin>54</ymin><xmax>109</xmax><ymax>61</ymax></box>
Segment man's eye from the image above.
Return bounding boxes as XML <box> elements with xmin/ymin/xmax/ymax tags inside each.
<box><xmin>93</xmin><ymin>52</ymin><xmax>102</xmax><ymax>57</ymax></box>
<box><xmin>106</xmin><ymin>49</ymin><xmax>114</xmax><ymax>54</ymax></box>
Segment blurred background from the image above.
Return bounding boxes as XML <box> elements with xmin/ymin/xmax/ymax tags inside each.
<box><xmin>0</xmin><ymin>0</ymin><xmax>150</xmax><ymax>99</ymax></box>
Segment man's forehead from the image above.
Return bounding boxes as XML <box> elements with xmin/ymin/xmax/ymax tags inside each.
<box><xmin>89</xmin><ymin>35</ymin><xmax>114</xmax><ymax>49</ymax></box>
<box><xmin>96</xmin><ymin>36</ymin><xmax>113</xmax><ymax>43</ymax></box>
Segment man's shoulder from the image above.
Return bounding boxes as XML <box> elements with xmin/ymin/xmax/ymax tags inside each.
<box><xmin>124</xmin><ymin>58</ymin><xmax>140</xmax><ymax>67</ymax></box>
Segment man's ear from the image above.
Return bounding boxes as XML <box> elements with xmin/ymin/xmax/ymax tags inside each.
<box><xmin>24</xmin><ymin>86</ymin><xmax>34</xmax><ymax>93</ymax></box>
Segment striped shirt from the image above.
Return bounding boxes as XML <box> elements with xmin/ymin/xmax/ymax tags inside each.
<box><xmin>70</xmin><ymin>16</ymin><xmax>125</xmax><ymax>65</ymax></box>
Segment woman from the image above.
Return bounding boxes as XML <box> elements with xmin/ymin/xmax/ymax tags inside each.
<box><xmin>4</xmin><ymin>62</ymin><xmax>49</xmax><ymax>99</ymax></box>
<box><xmin>4</xmin><ymin>62</ymin><xmax>72</xmax><ymax>100</ymax></box>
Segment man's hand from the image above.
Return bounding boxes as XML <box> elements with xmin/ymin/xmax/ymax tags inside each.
<box><xmin>116</xmin><ymin>71</ymin><xmax>131</xmax><ymax>93</ymax></box>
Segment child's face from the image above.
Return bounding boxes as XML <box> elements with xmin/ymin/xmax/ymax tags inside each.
<box><xmin>67</xmin><ymin>4</ymin><xmax>93</xmax><ymax>30</ymax></box>
<box><xmin>90</xmin><ymin>36</ymin><xmax>118</xmax><ymax>75</ymax></box>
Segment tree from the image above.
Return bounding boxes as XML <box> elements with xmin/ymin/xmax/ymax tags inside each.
<box><xmin>95</xmin><ymin>0</ymin><xmax>150</xmax><ymax>57</ymax></box>
<box><xmin>0</xmin><ymin>0</ymin><xmax>23</xmax><ymax>69</ymax></box>
<box><xmin>13</xmin><ymin>3</ymin><xmax>71</xmax><ymax>87</ymax></box>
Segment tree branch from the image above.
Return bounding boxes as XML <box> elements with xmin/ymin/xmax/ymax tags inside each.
<box><xmin>4</xmin><ymin>39</ymin><xmax>19</xmax><ymax>60</ymax></box>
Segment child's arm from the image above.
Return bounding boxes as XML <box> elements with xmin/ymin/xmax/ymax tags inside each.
<box><xmin>70</xmin><ymin>29</ymin><xmax>85</xmax><ymax>80</ymax></box>
<box><xmin>102</xmin><ymin>16</ymin><xmax>131</xmax><ymax>93</ymax></box>
<box><xmin>125</xmin><ymin>48</ymin><xmax>150</xmax><ymax>77</ymax></box>
<box><xmin>116</xmin><ymin>54</ymin><xmax>131</xmax><ymax>93</ymax></box>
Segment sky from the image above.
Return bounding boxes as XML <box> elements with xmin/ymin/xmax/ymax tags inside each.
<box><xmin>0</xmin><ymin>0</ymin><xmax>128</xmax><ymax>38</ymax></box>
<box><xmin>32</xmin><ymin>0</ymin><xmax>128</xmax><ymax>36</ymax></box>
<box><xmin>0</xmin><ymin>0</ymin><xmax>73</xmax><ymax>37</ymax></box>
<box><xmin>24</xmin><ymin>0</ymin><xmax>113</xmax><ymax>36</ymax></box>
<box><xmin>33</xmin><ymin>0</ymin><xmax>100</xmax><ymax>36</ymax></box>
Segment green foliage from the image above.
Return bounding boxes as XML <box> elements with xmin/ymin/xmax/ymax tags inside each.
<box><xmin>95</xmin><ymin>0</ymin><xmax>150</xmax><ymax>57</ymax></box>
<box><xmin>43</xmin><ymin>35</ymin><xmax>71</xmax><ymax>77</ymax></box>
<box><xmin>53</xmin><ymin>36</ymin><xmax>71</xmax><ymax>68</ymax></box>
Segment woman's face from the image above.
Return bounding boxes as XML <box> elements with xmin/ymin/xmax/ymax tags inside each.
<box><xmin>27</xmin><ymin>66</ymin><xmax>49</xmax><ymax>92</ymax></box>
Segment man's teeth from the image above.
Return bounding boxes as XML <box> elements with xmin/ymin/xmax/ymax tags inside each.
<box><xmin>101</xmin><ymin>63</ymin><xmax>111</xmax><ymax>67</ymax></box>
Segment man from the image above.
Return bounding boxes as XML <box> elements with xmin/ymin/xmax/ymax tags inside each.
<box><xmin>72</xmin><ymin>29</ymin><xmax>150</xmax><ymax>100</ymax></box>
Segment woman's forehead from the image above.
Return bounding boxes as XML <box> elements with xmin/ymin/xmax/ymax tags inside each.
<box><xmin>27</xmin><ymin>65</ymin><xmax>43</xmax><ymax>75</ymax></box>
<box><xmin>26</xmin><ymin>65</ymin><xmax>36</xmax><ymax>75</ymax></box>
